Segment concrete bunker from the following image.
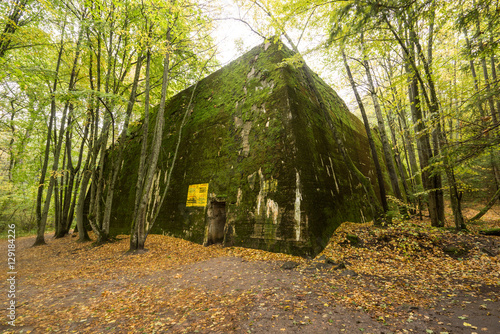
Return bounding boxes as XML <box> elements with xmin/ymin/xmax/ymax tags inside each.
<box><xmin>205</xmin><ymin>200</ymin><xmax>227</xmax><ymax>245</ymax></box>
<box><xmin>108</xmin><ymin>39</ymin><xmax>389</xmax><ymax>256</ymax></box>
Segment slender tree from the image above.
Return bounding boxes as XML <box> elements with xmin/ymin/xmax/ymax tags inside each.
<box><xmin>341</xmin><ymin>48</ymin><xmax>390</xmax><ymax>213</ymax></box>
<box><xmin>361</xmin><ymin>38</ymin><xmax>405</xmax><ymax>209</ymax></box>
<box><xmin>33</xmin><ymin>19</ymin><xmax>67</xmax><ymax>246</ymax></box>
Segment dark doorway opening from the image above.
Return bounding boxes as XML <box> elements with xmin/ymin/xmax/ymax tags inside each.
<box><xmin>207</xmin><ymin>201</ymin><xmax>226</xmax><ymax>245</ymax></box>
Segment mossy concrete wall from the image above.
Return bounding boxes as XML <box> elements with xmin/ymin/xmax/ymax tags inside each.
<box><xmin>109</xmin><ymin>41</ymin><xmax>388</xmax><ymax>256</ymax></box>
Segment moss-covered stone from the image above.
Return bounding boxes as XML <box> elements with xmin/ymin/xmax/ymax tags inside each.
<box><xmin>108</xmin><ymin>40</ymin><xmax>389</xmax><ymax>257</ymax></box>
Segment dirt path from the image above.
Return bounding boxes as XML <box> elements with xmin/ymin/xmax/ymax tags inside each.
<box><xmin>0</xmin><ymin>219</ymin><xmax>499</xmax><ymax>333</ymax></box>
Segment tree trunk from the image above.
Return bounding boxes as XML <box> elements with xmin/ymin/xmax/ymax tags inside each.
<box><xmin>7</xmin><ymin>107</ymin><xmax>17</xmax><ymax>181</ymax></box>
<box><xmin>491</xmin><ymin>151</ymin><xmax>500</xmax><ymax>190</ymax></box>
<box><xmin>464</xmin><ymin>30</ymin><xmax>485</xmax><ymax>117</ymax></box>
<box><xmin>464</xmin><ymin>29</ymin><xmax>500</xmax><ymax>190</ymax></box>
<box><xmin>37</xmin><ymin>101</ymin><xmax>71</xmax><ymax>245</ymax></box>
<box><xmin>385</xmin><ymin>110</ymin><xmax>411</xmax><ymax>205</ymax></box>
<box><xmin>411</xmin><ymin>30</ymin><xmax>447</xmax><ymax>226</ymax></box>
<box><xmin>381</xmin><ymin>57</ymin><xmax>415</xmax><ymax>196</ymax></box>
<box><xmin>362</xmin><ymin>52</ymin><xmax>404</xmax><ymax>207</ymax></box>
<box><xmin>342</xmin><ymin>48</ymin><xmax>389</xmax><ymax>214</ymax></box>
<box><xmin>436</xmin><ymin>121</ymin><xmax>465</xmax><ymax>230</ymax></box>
<box><xmin>131</xmin><ymin>49</ymin><xmax>152</xmax><ymax>245</ymax></box>
<box><xmin>34</xmin><ymin>26</ymin><xmax>66</xmax><ymax>246</ymax></box>
<box><xmin>131</xmin><ymin>35</ymin><xmax>171</xmax><ymax>251</ymax></box>
<box><xmin>386</xmin><ymin>16</ymin><xmax>446</xmax><ymax>226</ymax></box>
<box><xmin>469</xmin><ymin>187</ymin><xmax>500</xmax><ymax>222</ymax></box>
<box><xmin>490</xmin><ymin>42</ymin><xmax>500</xmax><ymax>119</ymax></box>
<box><xmin>479</xmin><ymin>228</ymin><xmax>500</xmax><ymax>236</ymax></box>
<box><xmin>61</xmin><ymin>112</ymin><xmax>89</xmax><ymax>236</ymax></box>
<box><xmin>92</xmin><ymin>8</ymin><xmax>135</xmax><ymax>244</ymax></box>
<box><xmin>445</xmin><ymin>165</ymin><xmax>465</xmax><ymax>231</ymax></box>
<box><xmin>85</xmin><ymin>41</ymin><xmax>103</xmax><ymax>239</ymax></box>
<box><xmin>54</xmin><ymin>176</ymin><xmax>61</xmax><ymax>236</ymax></box>
<box><xmin>101</xmin><ymin>53</ymin><xmax>143</xmax><ymax>243</ymax></box>
<box><xmin>90</xmin><ymin>116</ymin><xmax>110</xmax><ymax>243</ymax></box>
<box><xmin>480</xmin><ymin>57</ymin><xmax>498</xmax><ymax>124</ymax></box>
<box><xmin>149</xmin><ymin>53</ymin><xmax>217</xmax><ymax>231</ymax></box>
<box><xmin>399</xmin><ymin>111</ymin><xmax>421</xmax><ymax>187</ymax></box>
<box><xmin>405</xmin><ymin>54</ymin><xmax>441</xmax><ymax>226</ymax></box>
<box><xmin>75</xmin><ymin>100</ymin><xmax>94</xmax><ymax>242</ymax></box>
<box><xmin>87</xmin><ymin>31</ymin><xmax>111</xmax><ymax>242</ymax></box>
<box><xmin>76</xmin><ymin>165</ymin><xmax>91</xmax><ymax>242</ymax></box>
<box><xmin>0</xmin><ymin>0</ymin><xmax>28</xmax><ymax>58</ymax></box>
<box><xmin>475</xmin><ymin>9</ymin><xmax>499</xmax><ymax>125</ymax></box>
<box><xmin>35</xmin><ymin>25</ymin><xmax>84</xmax><ymax>245</ymax></box>
<box><xmin>56</xmin><ymin>113</ymin><xmax>74</xmax><ymax>238</ymax></box>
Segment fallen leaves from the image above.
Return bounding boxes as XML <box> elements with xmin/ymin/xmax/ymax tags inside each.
<box><xmin>307</xmin><ymin>217</ymin><xmax>500</xmax><ymax>317</ymax></box>
<box><xmin>0</xmin><ymin>206</ymin><xmax>498</xmax><ymax>333</ymax></box>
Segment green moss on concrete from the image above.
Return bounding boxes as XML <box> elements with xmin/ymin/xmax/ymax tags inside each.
<box><xmin>109</xmin><ymin>40</ymin><xmax>389</xmax><ymax>256</ymax></box>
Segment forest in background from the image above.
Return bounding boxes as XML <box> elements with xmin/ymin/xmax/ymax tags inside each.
<box><xmin>1</xmin><ymin>0</ymin><xmax>499</xmax><ymax>248</ymax></box>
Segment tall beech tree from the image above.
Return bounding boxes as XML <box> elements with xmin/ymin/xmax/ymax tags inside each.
<box><xmin>341</xmin><ymin>48</ymin><xmax>390</xmax><ymax>214</ymax></box>
<box><xmin>361</xmin><ymin>40</ymin><xmax>405</xmax><ymax>208</ymax></box>
<box><xmin>129</xmin><ymin>0</ymin><xmax>217</xmax><ymax>251</ymax></box>
<box><xmin>33</xmin><ymin>16</ymin><xmax>70</xmax><ymax>246</ymax></box>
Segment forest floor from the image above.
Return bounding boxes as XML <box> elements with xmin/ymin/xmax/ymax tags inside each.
<box><xmin>0</xmin><ymin>203</ymin><xmax>499</xmax><ymax>334</ymax></box>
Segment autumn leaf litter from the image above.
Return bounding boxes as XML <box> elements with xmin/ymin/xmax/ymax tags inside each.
<box><xmin>1</xmin><ymin>215</ymin><xmax>499</xmax><ymax>333</ymax></box>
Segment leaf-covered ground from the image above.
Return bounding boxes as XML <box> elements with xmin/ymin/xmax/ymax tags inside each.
<box><xmin>1</xmin><ymin>204</ymin><xmax>499</xmax><ymax>334</ymax></box>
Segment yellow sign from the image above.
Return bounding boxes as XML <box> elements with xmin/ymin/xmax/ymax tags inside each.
<box><xmin>186</xmin><ymin>183</ymin><xmax>209</xmax><ymax>207</ymax></box>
